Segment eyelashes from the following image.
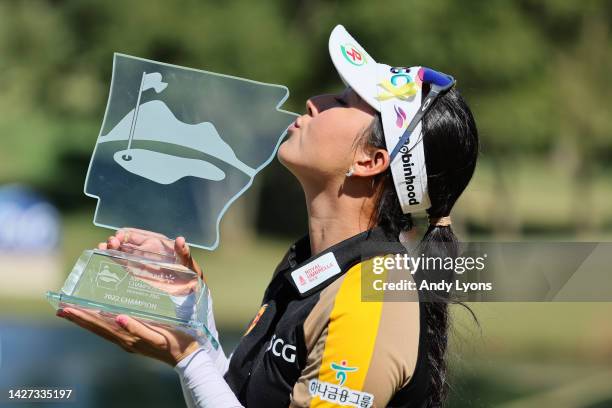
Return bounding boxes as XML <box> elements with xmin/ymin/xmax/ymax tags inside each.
<box><xmin>335</xmin><ymin>97</ymin><xmax>348</xmax><ymax>107</ymax></box>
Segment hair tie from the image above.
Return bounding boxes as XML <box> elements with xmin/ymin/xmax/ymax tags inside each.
<box><xmin>429</xmin><ymin>216</ymin><xmax>451</xmax><ymax>227</ymax></box>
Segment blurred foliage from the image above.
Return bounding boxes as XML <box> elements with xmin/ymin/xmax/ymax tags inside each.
<box><xmin>1</xmin><ymin>0</ymin><xmax>612</xmax><ymax>236</ymax></box>
<box><xmin>2</xmin><ymin>4</ymin><xmax>612</xmax><ymax>405</ymax></box>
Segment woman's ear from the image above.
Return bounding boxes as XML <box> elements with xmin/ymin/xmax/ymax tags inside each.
<box><xmin>352</xmin><ymin>147</ymin><xmax>390</xmax><ymax>177</ymax></box>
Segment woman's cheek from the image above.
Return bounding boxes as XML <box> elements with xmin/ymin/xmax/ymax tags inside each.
<box><xmin>318</xmin><ymin>141</ymin><xmax>351</xmax><ymax>175</ymax></box>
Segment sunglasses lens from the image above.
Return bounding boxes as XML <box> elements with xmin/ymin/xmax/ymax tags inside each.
<box><xmin>422</xmin><ymin>68</ymin><xmax>454</xmax><ymax>88</ymax></box>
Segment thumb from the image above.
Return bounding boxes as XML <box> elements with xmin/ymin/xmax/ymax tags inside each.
<box><xmin>174</xmin><ymin>236</ymin><xmax>191</xmax><ymax>265</ymax></box>
<box><xmin>175</xmin><ymin>237</ymin><xmax>204</xmax><ymax>280</ymax></box>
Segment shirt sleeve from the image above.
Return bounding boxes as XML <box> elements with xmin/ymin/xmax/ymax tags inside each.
<box><xmin>175</xmin><ymin>348</ymin><xmax>243</xmax><ymax>408</ymax></box>
<box><xmin>289</xmin><ymin>261</ymin><xmax>421</xmax><ymax>408</ymax></box>
<box><xmin>174</xmin><ymin>288</ymin><xmax>235</xmax><ymax>407</ymax></box>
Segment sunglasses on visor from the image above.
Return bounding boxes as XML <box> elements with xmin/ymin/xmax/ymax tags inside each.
<box><xmin>388</xmin><ymin>68</ymin><xmax>455</xmax><ymax>162</ymax></box>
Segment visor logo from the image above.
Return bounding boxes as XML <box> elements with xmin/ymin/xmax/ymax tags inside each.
<box><xmin>376</xmin><ymin>67</ymin><xmax>419</xmax><ymax>102</ymax></box>
<box><xmin>376</xmin><ymin>80</ymin><xmax>417</xmax><ymax>101</ymax></box>
<box><xmin>394</xmin><ymin>105</ymin><xmax>407</xmax><ymax>128</ymax></box>
<box><xmin>401</xmin><ymin>150</ymin><xmax>420</xmax><ymax>206</ymax></box>
<box><xmin>341</xmin><ymin>43</ymin><xmax>366</xmax><ymax>66</ymax></box>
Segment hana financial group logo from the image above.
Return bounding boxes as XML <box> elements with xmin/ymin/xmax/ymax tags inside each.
<box><xmin>330</xmin><ymin>360</ymin><xmax>358</xmax><ymax>386</ymax></box>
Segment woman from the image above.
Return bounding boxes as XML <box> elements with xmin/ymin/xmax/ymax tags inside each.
<box><xmin>58</xmin><ymin>25</ymin><xmax>478</xmax><ymax>407</ymax></box>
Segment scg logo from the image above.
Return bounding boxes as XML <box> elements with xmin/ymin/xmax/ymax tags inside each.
<box><xmin>266</xmin><ymin>334</ymin><xmax>297</xmax><ymax>363</ymax></box>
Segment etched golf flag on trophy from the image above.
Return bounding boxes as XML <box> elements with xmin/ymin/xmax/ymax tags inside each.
<box><xmin>47</xmin><ymin>54</ymin><xmax>298</xmax><ymax>347</ymax></box>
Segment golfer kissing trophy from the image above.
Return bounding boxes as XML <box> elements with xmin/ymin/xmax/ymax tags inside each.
<box><xmin>47</xmin><ymin>54</ymin><xmax>297</xmax><ymax>347</ymax></box>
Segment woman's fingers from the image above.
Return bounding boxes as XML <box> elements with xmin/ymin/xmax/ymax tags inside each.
<box><xmin>175</xmin><ymin>237</ymin><xmax>204</xmax><ymax>279</ymax></box>
<box><xmin>98</xmin><ymin>228</ymin><xmax>180</xmax><ymax>259</ymax></box>
<box><xmin>59</xmin><ymin>308</ymin><xmax>138</xmax><ymax>347</ymax></box>
<box><xmin>115</xmin><ymin>315</ymin><xmax>167</xmax><ymax>348</ymax></box>
<box><xmin>60</xmin><ymin>308</ymin><xmax>197</xmax><ymax>366</ymax></box>
<box><xmin>122</xmin><ymin>227</ymin><xmax>170</xmax><ymax>240</ymax></box>
<box><xmin>99</xmin><ymin>234</ymin><xmax>121</xmax><ymax>251</ymax></box>
<box><xmin>97</xmin><ymin>233</ymin><xmax>121</xmax><ymax>251</ymax></box>
<box><xmin>61</xmin><ymin>307</ymin><xmax>125</xmax><ymax>337</ymax></box>
<box><xmin>175</xmin><ymin>237</ymin><xmax>190</xmax><ymax>263</ymax></box>
<box><xmin>108</xmin><ymin>236</ymin><xmax>121</xmax><ymax>250</ymax></box>
<box><xmin>97</xmin><ymin>228</ymin><xmax>173</xmax><ymax>253</ymax></box>
<box><xmin>120</xmin><ymin>228</ymin><xmax>171</xmax><ymax>247</ymax></box>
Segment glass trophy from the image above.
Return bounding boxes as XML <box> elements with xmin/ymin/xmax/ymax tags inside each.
<box><xmin>47</xmin><ymin>235</ymin><xmax>221</xmax><ymax>348</ymax></box>
<box><xmin>47</xmin><ymin>54</ymin><xmax>298</xmax><ymax>346</ymax></box>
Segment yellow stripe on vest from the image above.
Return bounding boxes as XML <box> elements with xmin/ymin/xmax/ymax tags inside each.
<box><xmin>310</xmin><ymin>262</ymin><xmax>383</xmax><ymax>407</ymax></box>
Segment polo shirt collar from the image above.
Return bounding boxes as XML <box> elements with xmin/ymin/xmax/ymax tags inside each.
<box><xmin>279</xmin><ymin>227</ymin><xmax>396</xmax><ymax>298</ymax></box>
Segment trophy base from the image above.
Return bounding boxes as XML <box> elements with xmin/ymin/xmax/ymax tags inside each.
<box><xmin>47</xmin><ymin>248</ymin><xmax>219</xmax><ymax>349</ymax></box>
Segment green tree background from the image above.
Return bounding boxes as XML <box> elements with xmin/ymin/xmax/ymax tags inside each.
<box><xmin>2</xmin><ymin>0</ymin><xmax>612</xmax><ymax>238</ymax></box>
<box><xmin>1</xmin><ymin>2</ymin><xmax>612</xmax><ymax>407</ymax></box>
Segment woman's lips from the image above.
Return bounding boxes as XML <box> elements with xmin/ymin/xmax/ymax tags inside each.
<box><xmin>288</xmin><ymin>118</ymin><xmax>300</xmax><ymax>131</ymax></box>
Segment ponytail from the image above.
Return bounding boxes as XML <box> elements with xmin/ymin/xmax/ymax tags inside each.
<box><xmin>418</xmin><ymin>224</ymin><xmax>457</xmax><ymax>406</ymax></box>
<box><xmin>360</xmin><ymin>85</ymin><xmax>478</xmax><ymax>407</ymax></box>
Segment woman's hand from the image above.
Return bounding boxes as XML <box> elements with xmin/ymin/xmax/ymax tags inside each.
<box><xmin>56</xmin><ymin>228</ymin><xmax>208</xmax><ymax>365</ymax></box>
<box><xmin>98</xmin><ymin>228</ymin><xmax>204</xmax><ymax>279</ymax></box>
<box><xmin>57</xmin><ymin>307</ymin><xmax>200</xmax><ymax>366</ymax></box>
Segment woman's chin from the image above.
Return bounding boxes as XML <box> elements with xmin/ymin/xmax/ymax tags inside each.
<box><xmin>277</xmin><ymin>142</ymin><xmax>295</xmax><ymax>167</ymax></box>
<box><xmin>277</xmin><ymin>148</ymin><xmax>306</xmax><ymax>179</ymax></box>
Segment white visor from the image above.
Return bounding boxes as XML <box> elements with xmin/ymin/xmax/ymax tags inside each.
<box><xmin>328</xmin><ymin>25</ymin><xmax>431</xmax><ymax>213</ymax></box>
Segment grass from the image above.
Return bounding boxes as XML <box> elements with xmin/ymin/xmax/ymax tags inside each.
<box><xmin>451</xmin><ymin>303</ymin><xmax>612</xmax><ymax>363</ymax></box>
<box><xmin>454</xmin><ymin>158</ymin><xmax>612</xmax><ymax>238</ymax></box>
<box><xmin>447</xmin><ymin>303</ymin><xmax>612</xmax><ymax>406</ymax></box>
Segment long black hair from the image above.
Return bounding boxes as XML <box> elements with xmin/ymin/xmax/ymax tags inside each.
<box><xmin>360</xmin><ymin>86</ymin><xmax>479</xmax><ymax>407</ymax></box>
